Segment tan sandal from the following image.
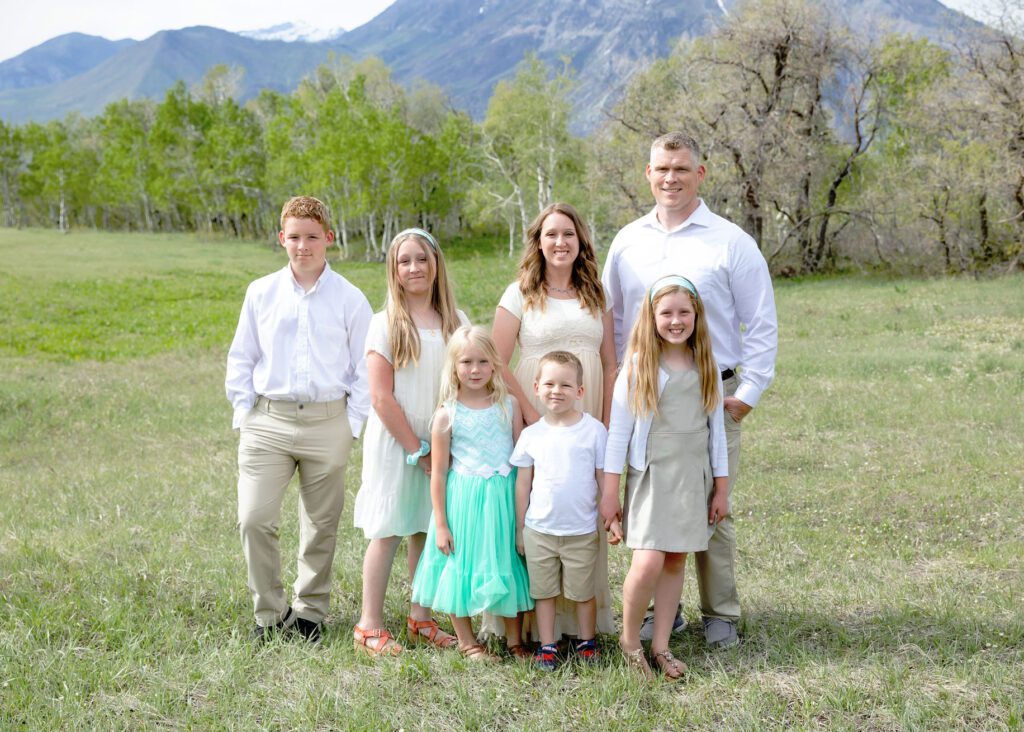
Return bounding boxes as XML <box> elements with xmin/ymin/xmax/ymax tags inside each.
<box><xmin>353</xmin><ymin>625</ymin><xmax>402</xmax><ymax>656</ymax></box>
<box><xmin>406</xmin><ymin>616</ymin><xmax>457</xmax><ymax>649</ymax></box>
<box><xmin>459</xmin><ymin>643</ymin><xmax>499</xmax><ymax>663</ymax></box>
<box><xmin>652</xmin><ymin>649</ymin><xmax>687</xmax><ymax>680</ymax></box>
<box><xmin>619</xmin><ymin>641</ymin><xmax>653</xmax><ymax>680</ymax></box>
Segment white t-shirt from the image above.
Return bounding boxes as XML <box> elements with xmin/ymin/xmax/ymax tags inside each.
<box><xmin>510</xmin><ymin>412</ymin><xmax>607</xmax><ymax>536</ymax></box>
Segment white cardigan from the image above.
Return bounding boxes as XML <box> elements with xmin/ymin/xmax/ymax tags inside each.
<box><xmin>603</xmin><ymin>361</ymin><xmax>728</xmax><ymax>477</ymax></box>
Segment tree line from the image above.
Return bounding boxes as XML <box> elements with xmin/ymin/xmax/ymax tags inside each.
<box><xmin>1</xmin><ymin>0</ymin><xmax>1021</xmax><ymax>274</ymax></box>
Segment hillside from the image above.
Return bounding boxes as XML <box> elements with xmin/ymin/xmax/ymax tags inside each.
<box><xmin>0</xmin><ymin>0</ymin><xmax>977</xmax><ymax>130</ymax></box>
<box><xmin>0</xmin><ymin>33</ymin><xmax>135</xmax><ymax>91</ymax></box>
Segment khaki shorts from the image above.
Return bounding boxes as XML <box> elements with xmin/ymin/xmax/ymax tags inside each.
<box><xmin>523</xmin><ymin>527</ymin><xmax>599</xmax><ymax>601</ymax></box>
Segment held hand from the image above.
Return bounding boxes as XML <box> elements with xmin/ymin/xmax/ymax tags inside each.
<box><xmin>708</xmin><ymin>488</ymin><xmax>729</xmax><ymax>526</ymax></box>
<box><xmin>599</xmin><ymin>492</ymin><xmax>622</xmax><ymax>529</ymax></box>
<box><xmin>723</xmin><ymin>396</ymin><xmax>752</xmax><ymax>423</ymax></box>
<box><xmin>607</xmin><ymin>519</ymin><xmax>623</xmax><ymax>545</ymax></box>
<box><xmin>417</xmin><ymin>455</ymin><xmax>431</xmax><ymax>477</ymax></box>
<box><xmin>515</xmin><ymin>529</ymin><xmax>525</xmax><ymax>557</ymax></box>
<box><xmin>436</xmin><ymin>526</ymin><xmax>454</xmax><ymax>556</ymax></box>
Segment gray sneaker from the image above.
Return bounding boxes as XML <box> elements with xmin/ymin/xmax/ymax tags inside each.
<box><xmin>702</xmin><ymin>617</ymin><xmax>739</xmax><ymax>650</ymax></box>
<box><xmin>638</xmin><ymin>611</ymin><xmax>687</xmax><ymax>641</ymax></box>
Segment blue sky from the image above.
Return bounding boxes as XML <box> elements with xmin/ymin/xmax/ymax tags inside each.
<box><xmin>0</xmin><ymin>0</ymin><xmax>397</xmax><ymax>62</ymax></box>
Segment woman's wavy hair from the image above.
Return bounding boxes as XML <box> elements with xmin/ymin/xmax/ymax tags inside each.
<box><xmin>517</xmin><ymin>202</ymin><xmax>605</xmax><ymax>317</ymax></box>
<box><xmin>625</xmin><ymin>282</ymin><xmax>720</xmax><ymax>416</ymax></box>
<box><xmin>384</xmin><ymin>230</ymin><xmax>461</xmax><ymax>369</ymax></box>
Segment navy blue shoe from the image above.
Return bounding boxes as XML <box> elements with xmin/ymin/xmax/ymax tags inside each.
<box><xmin>574</xmin><ymin>638</ymin><xmax>599</xmax><ymax>665</ymax></box>
<box><xmin>533</xmin><ymin>643</ymin><xmax>559</xmax><ymax>671</ymax></box>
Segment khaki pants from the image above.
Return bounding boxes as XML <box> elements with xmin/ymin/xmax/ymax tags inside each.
<box><xmin>694</xmin><ymin>374</ymin><xmax>742</xmax><ymax>622</ymax></box>
<box><xmin>237</xmin><ymin>396</ymin><xmax>353</xmax><ymax>626</ymax></box>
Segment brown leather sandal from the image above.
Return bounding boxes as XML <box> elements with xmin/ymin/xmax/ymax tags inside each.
<box><xmin>619</xmin><ymin>641</ymin><xmax>653</xmax><ymax>680</ymax></box>
<box><xmin>652</xmin><ymin>649</ymin><xmax>687</xmax><ymax>680</ymax></box>
<box><xmin>506</xmin><ymin>642</ymin><xmax>533</xmax><ymax>660</ymax></box>
<box><xmin>353</xmin><ymin>625</ymin><xmax>402</xmax><ymax>656</ymax></box>
<box><xmin>459</xmin><ymin>643</ymin><xmax>499</xmax><ymax>662</ymax></box>
<box><xmin>406</xmin><ymin>616</ymin><xmax>457</xmax><ymax>649</ymax></box>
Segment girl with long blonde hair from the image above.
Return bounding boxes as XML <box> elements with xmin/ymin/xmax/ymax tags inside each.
<box><xmin>352</xmin><ymin>228</ymin><xmax>469</xmax><ymax>656</ymax></box>
<box><xmin>601</xmin><ymin>276</ymin><xmax>729</xmax><ymax>680</ymax></box>
<box><xmin>411</xmin><ymin>326</ymin><xmax>534</xmax><ymax>661</ymax></box>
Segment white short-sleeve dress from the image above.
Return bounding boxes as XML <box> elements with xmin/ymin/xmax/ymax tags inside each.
<box><xmin>498</xmin><ymin>283</ymin><xmax>608</xmax><ymax>419</ymax></box>
<box><xmin>354</xmin><ymin>310</ymin><xmax>469</xmax><ymax>539</ymax></box>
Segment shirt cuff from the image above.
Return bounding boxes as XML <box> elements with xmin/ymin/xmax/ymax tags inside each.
<box><xmin>232</xmin><ymin>403</ymin><xmax>253</xmax><ymax>430</ymax></box>
<box><xmin>733</xmin><ymin>381</ymin><xmax>762</xmax><ymax>408</ymax></box>
<box><xmin>348</xmin><ymin>415</ymin><xmax>365</xmax><ymax>439</ymax></box>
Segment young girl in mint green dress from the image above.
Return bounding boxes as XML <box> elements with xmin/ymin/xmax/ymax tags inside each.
<box><xmin>411</xmin><ymin>326</ymin><xmax>534</xmax><ymax>661</ymax></box>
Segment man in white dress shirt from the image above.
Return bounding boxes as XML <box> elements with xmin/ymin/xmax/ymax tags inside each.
<box><xmin>601</xmin><ymin>133</ymin><xmax>778</xmax><ymax>649</ymax></box>
<box><xmin>226</xmin><ymin>196</ymin><xmax>372</xmax><ymax>643</ymax></box>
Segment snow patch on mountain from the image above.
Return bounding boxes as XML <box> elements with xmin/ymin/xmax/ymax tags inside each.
<box><xmin>240</xmin><ymin>22</ymin><xmax>346</xmax><ymax>43</ymax></box>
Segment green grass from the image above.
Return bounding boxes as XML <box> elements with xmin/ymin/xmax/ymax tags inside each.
<box><xmin>1</xmin><ymin>227</ymin><xmax>1022</xmax><ymax>729</ymax></box>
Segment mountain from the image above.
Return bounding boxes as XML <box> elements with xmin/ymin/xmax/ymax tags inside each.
<box><xmin>0</xmin><ymin>27</ymin><xmax>341</xmax><ymax>123</ymax></box>
<box><xmin>240</xmin><ymin>21</ymin><xmax>346</xmax><ymax>43</ymax></box>
<box><xmin>0</xmin><ymin>33</ymin><xmax>136</xmax><ymax>91</ymax></box>
<box><xmin>0</xmin><ymin>0</ymin><xmax>978</xmax><ymax>130</ymax></box>
<box><xmin>333</xmin><ymin>0</ymin><xmax>727</xmax><ymax>129</ymax></box>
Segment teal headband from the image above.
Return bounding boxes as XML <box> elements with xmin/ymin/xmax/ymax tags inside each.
<box><xmin>393</xmin><ymin>227</ymin><xmax>439</xmax><ymax>251</ymax></box>
<box><xmin>649</xmin><ymin>275</ymin><xmax>698</xmax><ymax>303</ymax></box>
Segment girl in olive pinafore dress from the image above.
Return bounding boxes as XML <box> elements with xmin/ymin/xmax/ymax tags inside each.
<box><xmin>602</xmin><ymin>276</ymin><xmax>729</xmax><ymax>679</ymax></box>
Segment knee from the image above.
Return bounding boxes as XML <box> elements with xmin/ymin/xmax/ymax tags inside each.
<box><xmin>663</xmin><ymin>552</ymin><xmax>687</xmax><ymax>574</ymax></box>
<box><xmin>238</xmin><ymin>505</ymin><xmax>280</xmax><ymax>539</ymax></box>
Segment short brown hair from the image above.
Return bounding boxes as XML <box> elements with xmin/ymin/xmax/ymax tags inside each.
<box><xmin>280</xmin><ymin>196</ymin><xmax>331</xmax><ymax>232</ymax></box>
<box><xmin>651</xmin><ymin>132</ymin><xmax>701</xmax><ymax>163</ymax></box>
<box><xmin>536</xmin><ymin>350</ymin><xmax>584</xmax><ymax>385</ymax></box>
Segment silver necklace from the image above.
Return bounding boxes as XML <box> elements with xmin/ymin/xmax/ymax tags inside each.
<box><xmin>546</xmin><ymin>283</ymin><xmax>575</xmax><ymax>295</ymax></box>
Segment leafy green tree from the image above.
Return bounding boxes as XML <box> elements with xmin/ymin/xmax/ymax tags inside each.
<box><xmin>481</xmin><ymin>54</ymin><xmax>578</xmax><ymax>252</ymax></box>
<box><xmin>0</xmin><ymin>120</ymin><xmax>25</xmax><ymax>227</ymax></box>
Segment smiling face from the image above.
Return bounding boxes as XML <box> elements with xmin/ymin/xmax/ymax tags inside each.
<box><xmin>538</xmin><ymin>211</ymin><xmax>580</xmax><ymax>272</ymax></box>
<box><xmin>654</xmin><ymin>289</ymin><xmax>696</xmax><ymax>347</ymax></box>
<box><xmin>395</xmin><ymin>237</ymin><xmax>435</xmax><ymax>297</ymax></box>
<box><xmin>455</xmin><ymin>343</ymin><xmax>495</xmax><ymax>394</ymax></box>
<box><xmin>646</xmin><ymin>146</ymin><xmax>705</xmax><ymax>223</ymax></box>
<box><xmin>279</xmin><ymin>216</ymin><xmax>333</xmax><ymax>279</ymax></box>
<box><xmin>534</xmin><ymin>360</ymin><xmax>584</xmax><ymax>416</ymax></box>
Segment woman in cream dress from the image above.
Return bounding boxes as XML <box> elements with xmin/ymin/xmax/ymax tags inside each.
<box><xmin>490</xmin><ymin>202</ymin><xmax>617</xmax><ymax>640</ymax></box>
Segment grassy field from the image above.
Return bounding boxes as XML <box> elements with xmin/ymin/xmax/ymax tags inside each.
<box><xmin>1</xmin><ymin>227</ymin><xmax>1022</xmax><ymax>730</ymax></box>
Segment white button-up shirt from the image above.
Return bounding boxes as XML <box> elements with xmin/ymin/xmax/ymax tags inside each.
<box><xmin>602</xmin><ymin>201</ymin><xmax>778</xmax><ymax>407</ymax></box>
<box><xmin>225</xmin><ymin>263</ymin><xmax>372</xmax><ymax>436</ymax></box>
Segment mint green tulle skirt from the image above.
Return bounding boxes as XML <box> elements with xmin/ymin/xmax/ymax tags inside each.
<box><xmin>411</xmin><ymin>469</ymin><xmax>534</xmax><ymax>618</ymax></box>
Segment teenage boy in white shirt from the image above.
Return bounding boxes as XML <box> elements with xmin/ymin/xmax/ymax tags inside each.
<box><xmin>226</xmin><ymin>196</ymin><xmax>372</xmax><ymax>643</ymax></box>
<box><xmin>512</xmin><ymin>351</ymin><xmax>607</xmax><ymax>670</ymax></box>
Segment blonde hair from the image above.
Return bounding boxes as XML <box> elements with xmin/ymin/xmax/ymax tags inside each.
<box><xmin>438</xmin><ymin>325</ymin><xmax>511</xmax><ymax>424</ymax></box>
<box><xmin>384</xmin><ymin>230</ymin><xmax>461</xmax><ymax>368</ymax></box>
<box><xmin>517</xmin><ymin>202</ymin><xmax>605</xmax><ymax>317</ymax></box>
<box><xmin>536</xmin><ymin>350</ymin><xmax>584</xmax><ymax>385</ymax></box>
<box><xmin>625</xmin><ymin>283</ymin><xmax>720</xmax><ymax>416</ymax></box>
<box><xmin>280</xmin><ymin>196</ymin><xmax>331</xmax><ymax>231</ymax></box>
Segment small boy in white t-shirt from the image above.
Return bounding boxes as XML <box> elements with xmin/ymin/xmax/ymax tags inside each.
<box><xmin>512</xmin><ymin>350</ymin><xmax>607</xmax><ymax>670</ymax></box>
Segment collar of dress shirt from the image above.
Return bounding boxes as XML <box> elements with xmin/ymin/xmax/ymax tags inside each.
<box><xmin>286</xmin><ymin>261</ymin><xmax>332</xmax><ymax>293</ymax></box>
<box><xmin>642</xmin><ymin>200</ymin><xmax>713</xmax><ymax>234</ymax></box>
